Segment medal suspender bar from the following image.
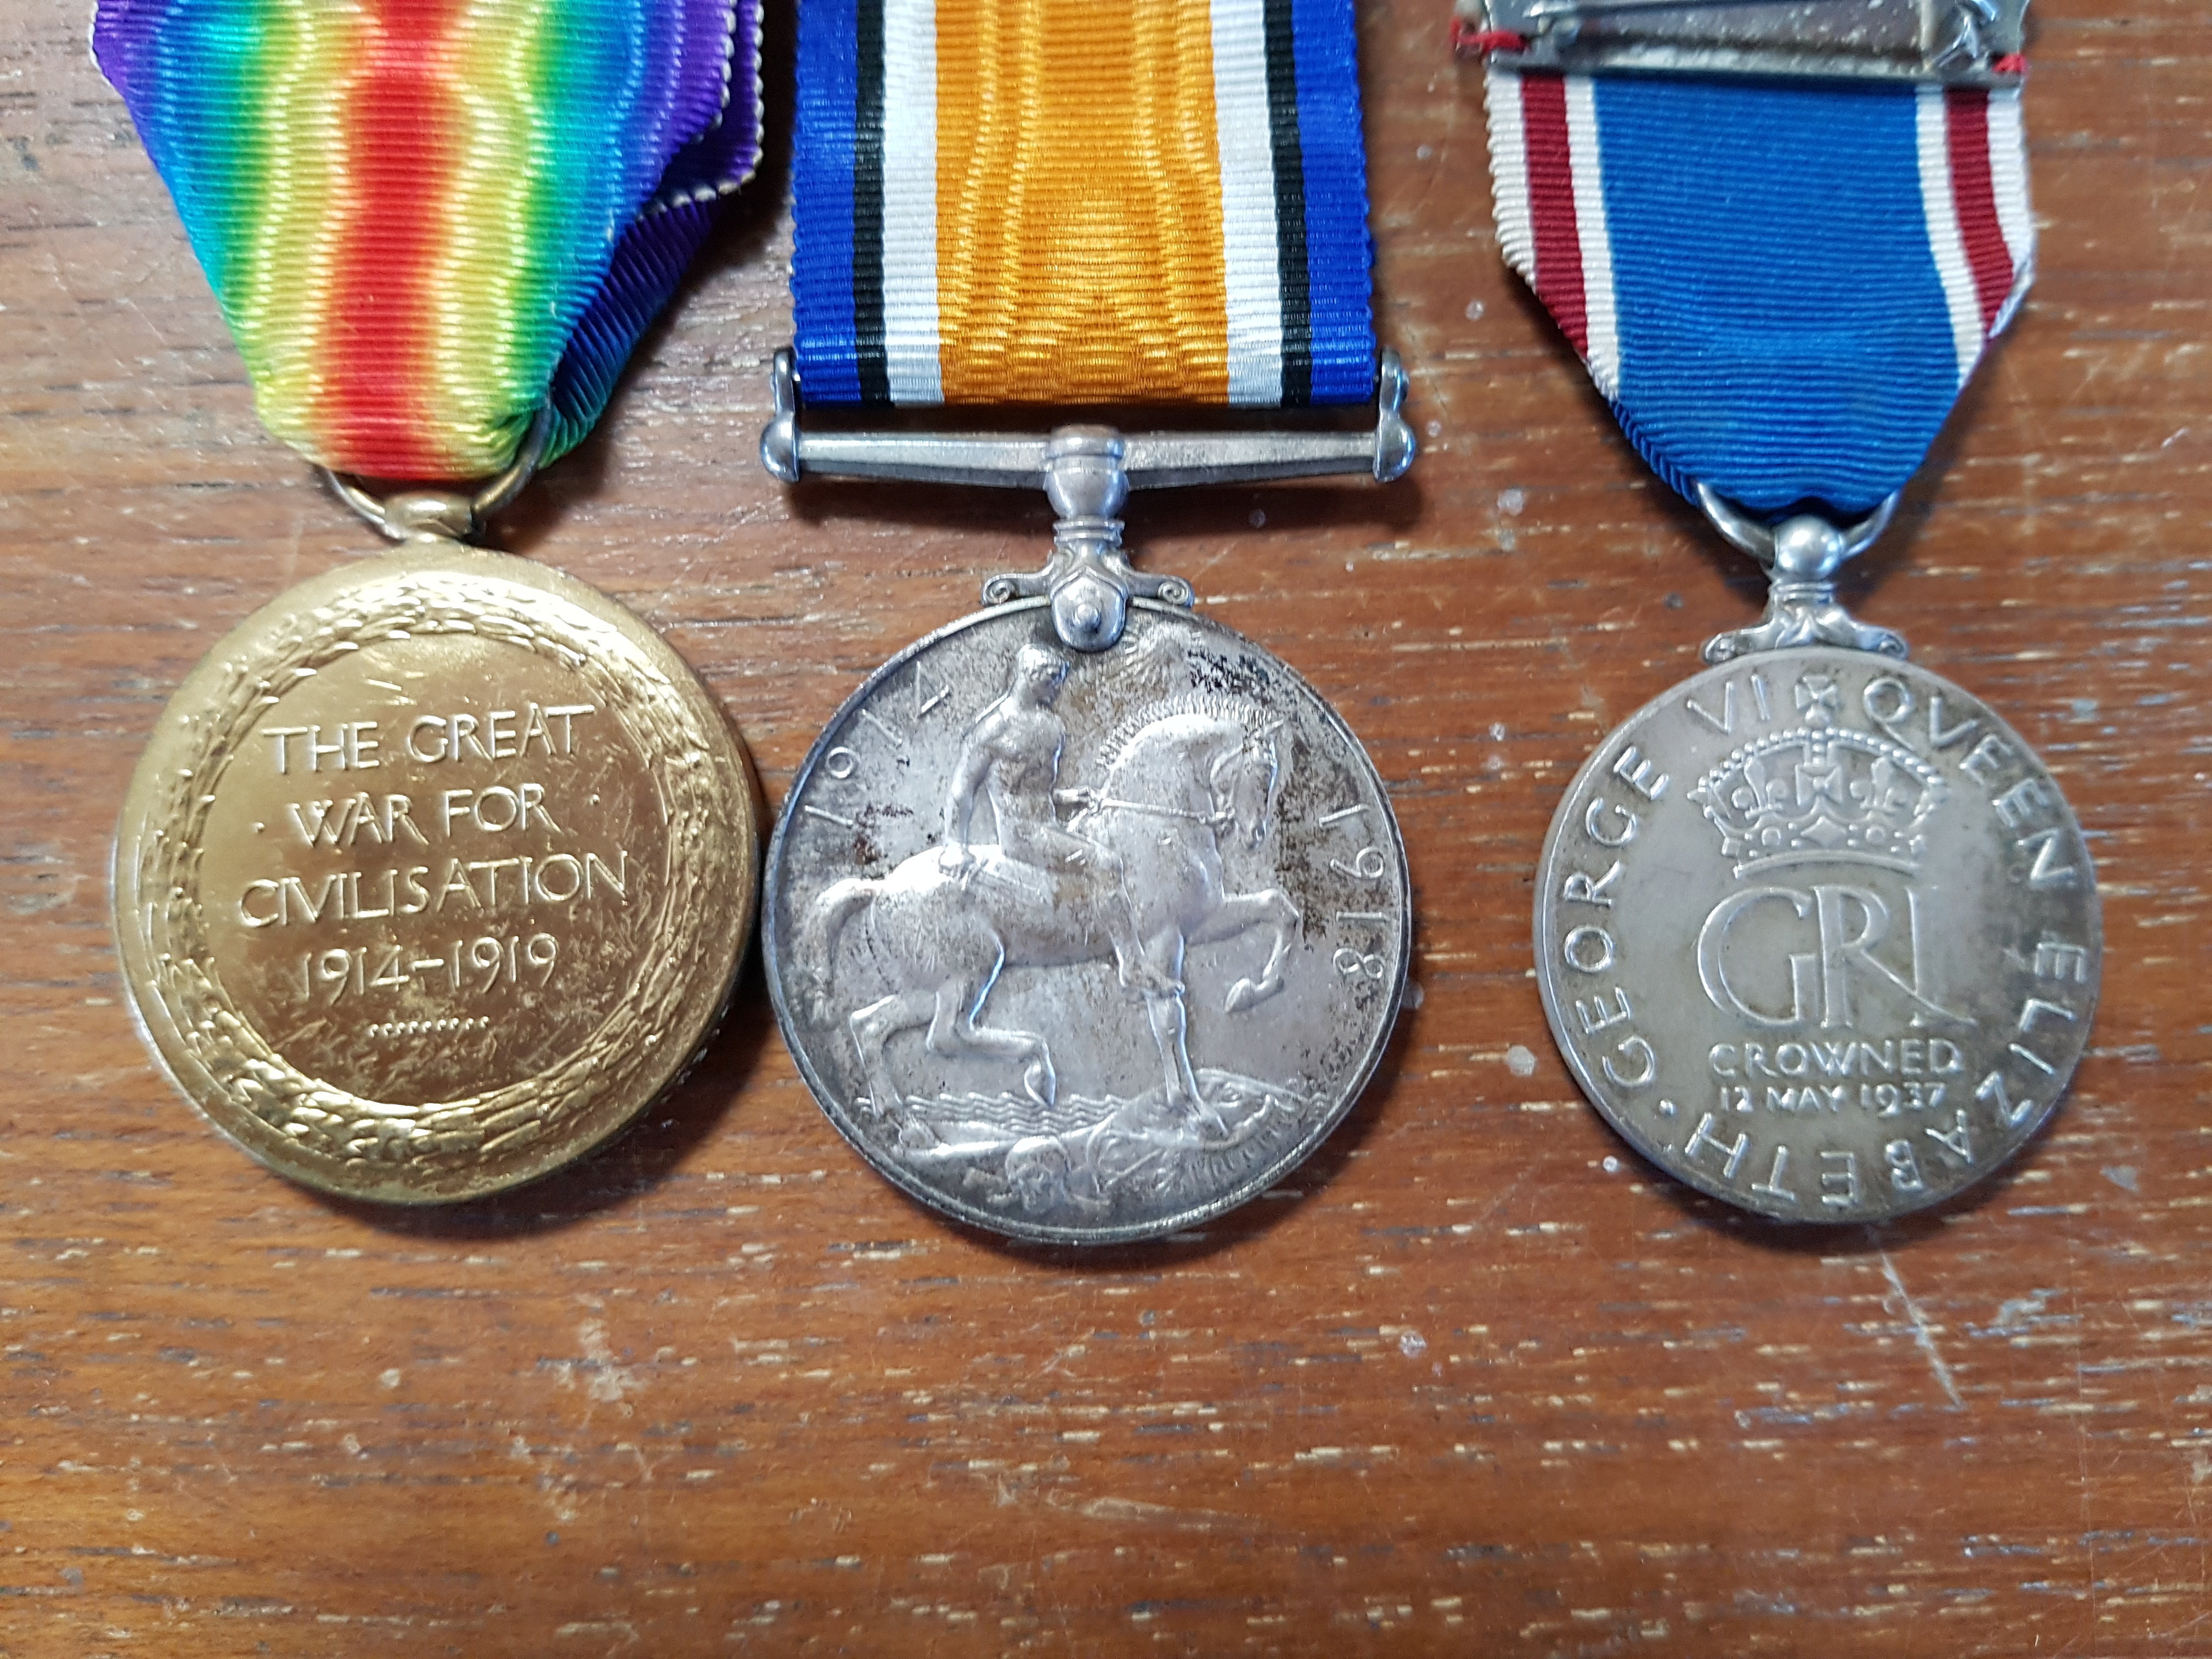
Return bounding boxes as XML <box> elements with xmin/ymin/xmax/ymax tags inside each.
<box><xmin>1463</xmin><ymin>0</ymin><xmax>2102</xmax><ymax>1223</ymax></box>
<box><xmin>761</xmin><ymin>0</ymin><xmax>1417</xmax><ymax>1245</ymax></box>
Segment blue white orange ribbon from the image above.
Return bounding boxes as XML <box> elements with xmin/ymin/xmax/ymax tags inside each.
<box><xmin>1483</xmin><ymin>69</ymin><xmax>2033</xmax><ymax>516</ymax></box>
<box><xmin>794</xmin><ymin>0</ymin><xmax>1379</xmax><ymax>408</ymax></box>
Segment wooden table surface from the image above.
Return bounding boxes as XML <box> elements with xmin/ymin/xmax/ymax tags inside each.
<box><xmin>4</xmin><ymin>1</ymin><xmax>2208</xmax><ymax>1653</ymax></box>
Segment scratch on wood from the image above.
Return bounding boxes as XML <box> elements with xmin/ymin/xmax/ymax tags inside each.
<box><xmin>1877</xmin><ymin>1246</ymin><xmax>1965</xmax><ymax>1410</ymax></box>
<box><xmin>1048</xmin><ymin>1493</ymin><xmax>1252</xmax><ymax>1532</ymax></box>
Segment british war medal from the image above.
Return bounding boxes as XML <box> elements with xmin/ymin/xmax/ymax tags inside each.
<box><xmin>760</xmin><ymin>0</ymin><xmax>1416</xmax><ymax>1243</ymax></box>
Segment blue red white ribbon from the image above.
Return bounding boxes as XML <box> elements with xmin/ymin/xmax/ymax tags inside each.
<box><xmin>1483</xmin><ymin>69</ymin><xmax>2033</xmax><ymax>516</ymax></box>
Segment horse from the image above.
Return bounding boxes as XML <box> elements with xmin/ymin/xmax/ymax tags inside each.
<box><xmin>791</xmin><ymin>709</ymin><xmax>1299</xmax><ymax>1129</ymax></box>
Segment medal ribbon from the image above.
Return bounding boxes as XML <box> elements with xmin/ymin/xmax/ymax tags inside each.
<box><xmin>1481</xmin><ymin>68</ymin><xmax>2033</xmax><ymax>516</ymax></box>
<box><xmin>94</xmin><ymin>0</ymin><xmax>762</xmax><ymax>481</ymax></box>
<box><xmin>793</xmin><ymin>0</ymin><xmax>1378</xmax><ymax>408</ymax></box>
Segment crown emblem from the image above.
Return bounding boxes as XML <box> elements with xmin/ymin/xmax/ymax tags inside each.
<box><xmin>1691</xmin><ymin>675</ymin><xmax>1945</xmax><ymax>877</ymax></box>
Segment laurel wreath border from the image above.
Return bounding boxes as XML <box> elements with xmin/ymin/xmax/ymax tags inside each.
<box><xmin>119</xmin><ymin>556</ymin><xmax>753</xmax><ymax>1203</ymax></box>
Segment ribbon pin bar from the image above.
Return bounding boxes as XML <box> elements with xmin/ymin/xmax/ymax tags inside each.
<box><xmin>761</xmin><ymin>347</ymin><xmax>1415</xmax><ymax>654</ymax></box>
<box><xmin>1457</xmin><ymin>0</ymin><xmax>2030</xmax><ymax>85</ymax></box>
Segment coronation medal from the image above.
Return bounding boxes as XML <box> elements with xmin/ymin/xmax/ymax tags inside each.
<box><xmin>1466</xmin><ymin>1</ymin><xmax>2101</xmax><ymax>1221</ymax></box>
<box><xmin>98</xmin><ymin>0</ymin><xmax>765</xmax><ymax>1201</ymax></box>
<box><xmin>759</xmin><ymin>0</ymin><xmax>1415</xmax><ymax>1244</ymax></box>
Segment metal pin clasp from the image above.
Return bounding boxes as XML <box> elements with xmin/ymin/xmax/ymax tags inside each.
<box><xmin>760</xmin><ymin>347</ymin><xmax>1415</xmax><ymax>652</ymax></box>
<box><xmin>1458</xmin><ymin>0</ymin><xmax>2029</xmax><ymax>84</ymax></box>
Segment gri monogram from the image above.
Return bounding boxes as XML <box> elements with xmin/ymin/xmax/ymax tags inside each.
<box><xmin>1696</xmin><ymin>883</ymin><xmax>1971</xmax><ymax>1031</ymax></box>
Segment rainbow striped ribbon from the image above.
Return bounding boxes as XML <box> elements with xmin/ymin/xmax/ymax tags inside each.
<box><xmin>793</xmin><ymin>0</ymin><xmax>1378</xmax><ymax>408</ymax></box>
<box><xmin>94</xmin><ymin>0</ymin><xmax>761</xmax><ymax>482</ymax></box>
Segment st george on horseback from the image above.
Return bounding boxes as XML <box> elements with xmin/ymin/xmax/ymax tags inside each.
<box><xmin>793</xmin><ymin>642</ymin><xmax>1301</xmax><ymax>1134</ymax></box>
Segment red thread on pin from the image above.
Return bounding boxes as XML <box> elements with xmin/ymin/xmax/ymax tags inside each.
<box><xmin>1451</xmin><ymin>19</ymin><xmax>1528</xmax><ymax>58</ymax></box>
<box><xmin>1991</xmin><ymin>52</ymin><xmax>2028</xmax><ymax>77</ymax></box>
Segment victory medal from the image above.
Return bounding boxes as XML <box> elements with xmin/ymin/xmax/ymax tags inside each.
<box><xmin>1466</xmin><ymin>0</ymin><xmax>2102</xmax><ymax>1220</ymax></box>
<box><xmin>99</xmin><ymin>0</ymin><xmax>766</xmax><ymax>1201</ymax></box>
<box><xmin>759</xmin><ymin>0</ymin><xmax>1415</xmax><ymax>1243</ymax></box>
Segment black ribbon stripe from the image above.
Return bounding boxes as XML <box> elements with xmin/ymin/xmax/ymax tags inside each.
<box><xmin>853</xmin><ymin>0</ymin><xmax>889</xmax><ymax>404</ymax></box>
<box><xmin>1263</xmin><ymin>0</ymin><xmax>1312</xmax><ymax>407</ymax></box>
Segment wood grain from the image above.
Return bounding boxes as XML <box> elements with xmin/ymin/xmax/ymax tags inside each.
<box><xmin>3</xmin><ymin>0</ymin><xmax>2208</xmax><ymax>1652</ymax></box>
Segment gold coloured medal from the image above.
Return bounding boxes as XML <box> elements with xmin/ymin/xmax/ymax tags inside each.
<box><xmin>95</xmin><ymin>0</ymin><xmax>768</xmax><ymax>1198</ymax></box>
<box><xmin>115</xmin><ymin>513</ymin><xmax>759</xmax><ymax>1202</ymax></box>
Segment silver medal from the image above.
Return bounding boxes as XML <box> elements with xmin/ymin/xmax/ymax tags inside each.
<box><xmin>1536</xmin><ymin>503</ymin><xmax>2101</xmax><ymax>1222</ymax></box>
<box><xmin>760</xmin><ymin>354</ymin><xmax>1415</xmax><ymax>1243</ymax></box>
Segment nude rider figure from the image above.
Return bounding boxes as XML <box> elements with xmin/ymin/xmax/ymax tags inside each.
<box><xmin>939</xmin><ymin>644</ymin><xmax>1172</xmax><ymax>996</ymax></box>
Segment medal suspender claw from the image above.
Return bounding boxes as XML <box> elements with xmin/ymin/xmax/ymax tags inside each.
<box><xmin>1466</xmin><ymin>0</ymin><xmax>2101</xmax><ymax>1223</ymax></box>
<box><xmin>761</xmin><ymin>0</ymin><xmax>1415</xmax><ymax>1245</ymax></box>
<box><xmin>99</xmin><ymin>0</ymin><xmax>766</xmax><ymax>1203</ymax></box>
